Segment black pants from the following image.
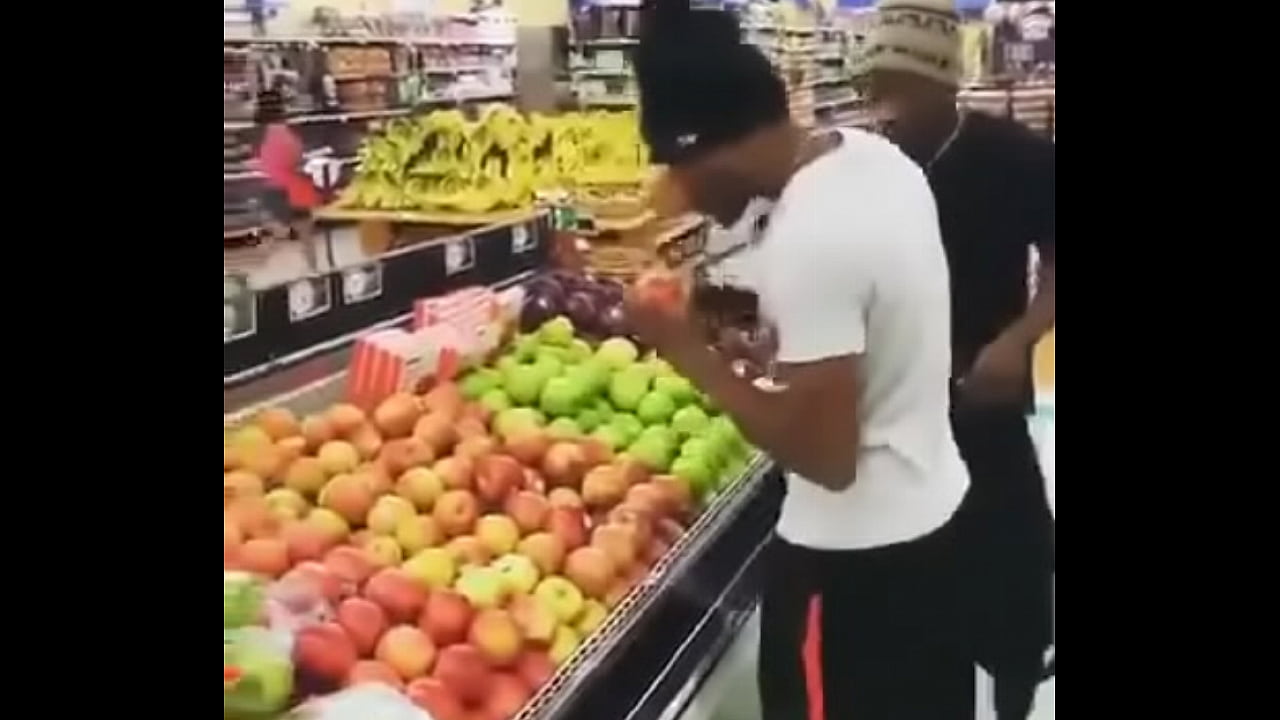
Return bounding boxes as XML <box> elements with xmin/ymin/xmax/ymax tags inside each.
<box><xmin>758</xmin><ymin>522</ymin><xmax>973</xmax><ymax>720</ymax></box>
<box><xmin>951</xmin><ymin>404</ymin><xmax>1055</xmax><ymax>720</ymax></box>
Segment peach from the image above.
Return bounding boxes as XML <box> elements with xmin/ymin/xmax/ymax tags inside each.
<box><xmin>300</xmin><ymin>414</ymin><xmax>337</xmax><ymax>452</ymax></box>
<box><xmin>433</xmin><ymin>457</ymin><xmax>475</xmax><ymax>492</ymax></box>
<box><xmin>414</xmin><ymin>413</ymin><xmax>458</xmax><ymax>456</ymax></box>
<box><xmin>374</xmin><ymin>393</ymin><xmax>422</xmax><ymax>438</ymax></box>
<box><xmin>326</xmin><ymin>403</ymin><xmax>367</xmax><ymax>436</ymax></box>
<box><xmin>364</xmin><ymin>568</ymin><xmax>428</xmax><ymax>623</ymax></box>
<box><xmin>224</xmin><ymin>471</ymin><xmax>264</xmax><ymax>507</ymax></box>
<box><xmin>475</xmin><ymin>514</ymin><xmax>520</xmax><ymax>557</ymax></box>
<box><xmin>564</xmin><ymin>546</ymin><xmax>616</xmax><ymax>599</ymax></box>
<box><xmin>379</xmin><ymin>438</ymin><xmax>435</xmax><ymax>477</ymax></box>
<box><xmin>349</xmin><ymin>423</ymin><xmax>384</xmax><ymax>461</ymax></box>
<box><xmin>434</xmin><ymin>490</ymin><xmax>480</xmax><ymax>537</ymax></box>
<box><xmin>591</xmin><ymin>524</ymin><xmax>639</xmax><ymax>570</ymax></box>
<box><xmin>317</xmin><ymin>441</ymin><xmax>360</xmax><ymax>475</ymax></box>
<box><xmin>283</xmin><ymin>521</ymin><xmax>336</xmax><ymax>563</ymax></box>
<box><xmin>367</xmin><ymin>496</ymin><xmax>417</xmax><ymax>536</ymax></box>
<box><xmin>319</xmin><ymin>474</ymin><xmax>375</xmax><ymax>525</ymax></box>
<box><xmin>255</xmin><ymin>407</ymin><xmax>300</xmax><ymax>440</ymax></box>
<box><xmin>396</xmin><ymin>514</ymin><xmax>445</xmax><ymax>555</ymax></box>
<box><xmin>294</xmin><ymin>622</ymin><xmax>358</xmax><ymax>684</ymax></box>
<box><xmin>505</xmin><ymin>491</ymin><xmax>551</xmax><ymax>535</ymax></box>
<box><xmin>517</xmin><ymin>532</ymin><xmax>566</xmax><ymax>576</ymax></box>
<box><xmin>376</xmin><ymin>625</ymin><xmax>437</xmax><ymax>680</ymax></box>
<box><xmin>397</xmin><ymin>467</ymin><xmax>445</xmax><ymax>511</ymax></box>
<box><xmin>346</xmin><ymin>659</ymin><xmax>403</xmax><ymax>690</ymax></box>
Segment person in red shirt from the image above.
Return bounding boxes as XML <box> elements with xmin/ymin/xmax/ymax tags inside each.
<box><xmin>255</xmin><ymin>89</ymin><xmax>322</xmax><ymax>271</ymax></box>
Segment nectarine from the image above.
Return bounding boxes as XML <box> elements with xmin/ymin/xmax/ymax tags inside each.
<box><xmin>374</xmin><ymin>393</ymin><xmax>422</xmax><ymax>439</ymax></box>
<box><xmin>283</xmin><ymin>457</ymin><xmax>328</xmax><ymax>496</ymax></box>
<box><xmin>326</xmin><ymin>403</ymin><xmax>367</xmax><ymax>436</ymax></box>
<box><xmin>256</xmin><ymin>407</ymin><xmax>300</xmax><ymax>441</ymax></box>
<box><xmin>317</xmin><ymin>441</ymin><xmax>360</xmax><ymax>475</ymax></box>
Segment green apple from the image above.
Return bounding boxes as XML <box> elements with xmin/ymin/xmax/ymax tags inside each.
<box><xmin>492</xmin><ymin>553</ymin><xmax>541</xmax><ymax>595</ymax></box>
<box><xmin>680</xmin><ymin>437</ymin><xmax>724</xmax><ymax>471</ymax></box>
<box><xmin>538</xmin><ymin>316</ymin><xmax>576</xmax><ymax>347</ymax></box>
<box><xmin>636</xmin><ymin>391</ymin><xmax>677</xmax><ymax>425</ymax></box>
<box><xmin>534</xmin><ymin>576</ymin><xmax>585</xmax><ymax>624</ymax></box>
<box><xmin>590</xmin><ymin>425</ymin><xmax>626</xmax><ymax>451</ymax></box>
<box><xmin>575</xmin><ymin>408</ymin><xmax>604</xmax><ymax>432</ymax></box>
<box><xmin>628</xmin><ymin>435</ymin><xmax>674</xmax><ymax>473</ymax></box>
<box><xmin>670</xmin><ymin>404</ymin><xmax>711</xmax><ymax>439</ymax></box>
<box><xmin>513</xmin><ymin>333</ymin><xmax>540</xmax><ymax>361</ymax></box>
<box><xmin>609</xmin><ymin>372</ymin><xmax>649</xmax><ymax>411</ymax></box>
<box><xmin>460</xmin><ymin>368</ymin><xmax>501</xmax><ymax>401</ymax></box>
<box><xmin>709</xmin><ymin>416</ymin><xmax>746</xmax><ymax>454</ymax></box>
<box><xmin>547</xmin><ymin>417</ymin><xmax>583</xmax><ymax>440</ymax></box>
<box><xmin>455</xmin><ymin>566</ymin><xmax>508</xmax><ymax>609</ymax></box>
<box><xmin>223</xmin><ymin>571</ymin><xmax>264</xmax><ymax>629</ymax></box>
<box><xmin>671</xmin><ymin>455</ymin><xmax>716</xmax><ymax>500</ymax></box>
<box><xmin>593</xmin><ymin>397</ymin><xmax>615</xmax><ymax>421</ymax></box>
<box><xmin>480</xmin><ymin>388</ymin><xmax>513</xmax><ymax>414</ymax></box>
<box><xmin>569</xmin><ymin>359</ymin><xmax>611</xmax><ymax>397</ymax></box>
<box><xmin>533</xmin><ymin>352</ymin><xmax>565</xmax><ymax>382</ymax></box>
<box><xmin>639</xmin><ymin>424</ymin><xmax>677</xmax><ymax>447</ymax></box>
<box><xmin>608</xmin><ymin>413</ymin><xmax>644</xmax><ymax>445</ymax></box>
<box><xmin>540</xmin><ymin>376</ymin><xmax>584</xmax><ymax>417</ymax></box>
<box><xmin>495</xmin><ymin>407</ymin><xmax>547</xmax><ymax>438</ymax></box>
<box><xmin>653</xmin><ymin>375</ymin><xmax>697</xmax><ymax>406</ymax></box>
<box><xmin>595</xmin><ymin>336</ymin><xmax>639</xmax><ymax>369</ymax></box>
<box><xmin>645</xmin><ymin>354</ymin><xmax>676</xmax><ymax>378</ymax></box>
<box><xmin>497</xmin><ymin>355</ymin><xmax>519</xmax><ymax>375</ymax></box>
<box><xmin>567</xmin><ymin>338</ymin><xmax>593</xmax><ymax>363</ymax></box>
<box><xmin>504</xmin><ymin>363</ymin><xmax>547</xmax><ymax>405</ymax></box>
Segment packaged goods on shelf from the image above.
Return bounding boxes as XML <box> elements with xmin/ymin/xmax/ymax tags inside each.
<box><xmin>224</xmin><ymin>274</ymin><xmax>767</xmax><ymax>720</ymax></box>
<box><xmin>335</xmin><ymin>106</ymin><xmax>650</xmax><ymax>215</ymax></box>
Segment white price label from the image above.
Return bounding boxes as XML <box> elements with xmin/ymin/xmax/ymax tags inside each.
<box><xmin>511</xmin><ymin>224</ymin><xmax>535</xmax><ymax>254</ymax></box>
<box><xmin>288</xmin><ymin>276</ymin><xmax>333</xmax><ymax>323</ymax></box>
<box><xmin>342</xmin><ymin>263</ymin><xmax>383</xmax><ymax>304</ymax></box>
<box><xmin>444</xmin><ymin>236</ymin><xmax>476</xmax><ymax>276</ymax></box>
<box><xmin>223</xmin><ymin>274</ymin><xmax>257</xmax><ymax>343</ymax></box>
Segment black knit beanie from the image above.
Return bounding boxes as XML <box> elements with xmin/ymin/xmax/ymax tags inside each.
<box><xmin>635</xmin><ymin>3</ymin><xmax>788</xmax><ymax>165</ymax></box>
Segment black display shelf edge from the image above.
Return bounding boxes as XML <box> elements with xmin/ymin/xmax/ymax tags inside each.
<box><xmin>224</xmin><ymin>212</ymin><xmax>551</xmax><ymax>385</ymax></box>
<box><xmin>547</xmin><ymin>469</ymin><xmax>784</xmax><ymax>720</ymax></box>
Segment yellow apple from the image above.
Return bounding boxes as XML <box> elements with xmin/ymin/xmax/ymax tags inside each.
<box><xmin>533</xmin><ymin>576</ymin><xmax>585</xmax><ymax>624</ymax></box>
<box><xmin>402</xmin><ymin>547</ymin><xmax>457</xmax><ymax>590</ymax></box>
<box><xmin>455</xmin><ymin>566</ymin><xmax>507</xmax><ymax>609</ymax></box>
<box><xmin>548</xmin><ymin>625</ymin><xmax>581</xmax><ymax>667</ymax></box>
<box><xmin>575</xmin><ymin>600</ymin><xmax>608</xmax><ymax>637</ymax></box>
<box><xmin>493</xmin><ymin>553</ymin><xmax>540</xmax><ymax>595</ymax></box>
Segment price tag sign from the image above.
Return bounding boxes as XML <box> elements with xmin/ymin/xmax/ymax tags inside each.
<box><xmin>510</xmin><ymin>223</ymin><xmax>536</xmax><ymax>254</ymax></box>
<box><xmin>342</xmin><ymin>263</ymin><xmax>383</xmax><ymax>304</ymax></box>
<box><xmin>223</xmin><ymin>273</ymin><xmax>257</xmax><ymax>343</ymax></box>
<box><xmin>288</xmin><ymin>275</ymin><xmax>333</xmax><ymax>323</ymax></box>
<box><xmin>443</xmin><ymin>236</ymin><xmax>476</xmax><ymax>276</ymax></box>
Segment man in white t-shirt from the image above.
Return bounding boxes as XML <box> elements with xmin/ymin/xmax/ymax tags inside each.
<box><xmin>626</xmin><ymin>6</ymin><xmax>972</xmax><ymax>719</ymax></box>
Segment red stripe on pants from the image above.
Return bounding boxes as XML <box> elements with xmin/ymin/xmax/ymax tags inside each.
<box><xmin>802</xmin><ymin>594</ymin><xmax>826</xmax><ymax>720</ymax></box>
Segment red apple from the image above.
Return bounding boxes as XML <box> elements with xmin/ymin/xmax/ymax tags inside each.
<box><xmin>323</xmin><ymin>545</ymin><xmax>376</xmax><ymax>589</ymax></box>
<box><xmin>282</xmin><ymin>561</ymin><xmax>344</xmax><ymax>604</ymax></box>
<box><xmin>294</xmin><ymin>622</ymin><xmax>358</xmax><ymax>684</ymax></box>
<box><xmin>406</xmin><ymin>677</ymin><xmax>467</xmax><ymax>720</ymax></box>
<box><xmin>446</xmin><ymin>535</ymin><xmax>493</xmax><ymax>567</ymax></box>
<box><xmin>433</xmin><ymin>456</ymin><xmax>475</xmax><ymax>492</ymax></box>
<box><xmin>363</xmin><ymin>568</ymin><xmax>428</xmax><ymax>624</ymax></box>
<box><xmin>475</xmin><ymin>454</ymin><xmax>525</xmax><ymax>506</ymax></box>
<box><xmin>378</xmin><ymin>437</ymin><xmax>436</xmax><ymax>477</ymax></box>
<box><xmin>433</xmin><ymin>644</ymin><xmax>493</xmax><ymax>705</ymax></box>
<box><xmin>606</xmin><ymin>503</ymin><xmax>655</xmax><ymax>548</ymax></box>
<box><xmin>283</xmin><ymin>521</ymin><xmax>336</xmax><ymax>564</ymax></box>
<box><xmin>591</xmin><ymin>523</ymin><xmax>640</xmax><ymax>570</ymax></box>
<box><xmin>505</xmin><ymin>491</ymin><xmax>551</xmax><ymax>535</ymax></box>
<box><xmin>469</xmin><ymin>608</ymin><xmax>524</xmax><ymax>668</ymax></box>
<box><xmin>336</xmin><ymin>597</ymin><xmax>390</xmax><ymax>656</ymax></box>
<box><xmin>419</xmin><ymin>589</ymin><xmax>474</xmax><ymax>647</ymax></box>
<box><xmin>515</xmin><ymin>650</ymin><xmax>556</xmax><ymax>690</ymax></box>
<box><xmin>545</xmin><ymin>506</ymin><xmax>589</xmax><ymax>551</ymax></box>
<box><xmin>434</xmin><ymin>490</ymin><xmax>480</xmax><ymax>537</ymax></box>
<box><xmin>547</xmin><ymin>487</ymin><xmax>584</xmax><ymax>510</ymax></box>
<box><xmin>484</xmin><ymin>673</ymin><xmax>533</xmax><ymax>720</ymax></box>
<box><xmin>634</xmin><ymin>269</ymin><xmax>686</xmax><ymax>313</ymax></box>
<box><xmin>508</xmin><ymin>595</ymin><xmax>558</xmax><ymax>644</ymax></box>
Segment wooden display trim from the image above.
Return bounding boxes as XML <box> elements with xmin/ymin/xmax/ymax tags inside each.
<box><xmin>315</xmin><ymin>205</ymin><xmax>540</xmax><ymax>227</ymax></box>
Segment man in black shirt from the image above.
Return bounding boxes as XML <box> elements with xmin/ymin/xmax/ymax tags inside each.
<box><xmin>861</xmin><ymin>1</ymin><xmax>1056</xmax><ymax>718</ymax></box>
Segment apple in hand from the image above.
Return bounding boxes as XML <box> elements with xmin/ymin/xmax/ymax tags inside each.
<box><xmin>533</xmin><ymin>576</ymin><xmax>585</xmax><ymax>624</ymax></box>
<box><xmin>419</xmin><ymin>589</ymin><xmax>474</xmax><ymax>647</ymax></box>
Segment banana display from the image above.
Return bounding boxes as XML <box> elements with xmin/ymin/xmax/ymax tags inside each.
<box><xmin>336</xmin><ymin>105</ymin><xmax>650</xmax><ymax>214</ymax></box>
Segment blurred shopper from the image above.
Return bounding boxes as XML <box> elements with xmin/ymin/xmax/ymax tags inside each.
<box><xmin>861</xmin><ymin>1</ymin><xmax>1057</xmax><ymax>717</ymax></box>
<box><xmin>255</xmin><ymin>88</ymin><xmax>322</xmax><ymax>272</ymax></box>
<box><xmin>626</xmin><ymin>6</ymin><xmax>972</xmax><ymax>719</ymax></box>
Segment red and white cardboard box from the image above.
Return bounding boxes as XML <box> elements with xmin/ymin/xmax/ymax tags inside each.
<box><xmin>413</xmin><ymin>286</ymin><xmax>506</xmax><ymax>365</ymax></box>
<box><xmin>344</xmin><ymin>324</ymin><xmax>465</xmax><ymax>411</ymax></box>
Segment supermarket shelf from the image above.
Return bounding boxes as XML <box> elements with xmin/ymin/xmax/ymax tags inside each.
<box><xmin>581</xmin><ymin>37</ymin><xmax>639</xmax><ymax>47</ymax></box>
<box><xmin>223</xmin><ymin>35</ymin><xmax>516</xmax><ymax>47</ymax></box>
<box><xmin>223</xmin><ymin>93</ymin><xmax>515</xmax><ymax>130</ymax></box>
<box><xmin>223</xmin><ymin>211</ymin><xmax>550</xmax><ymax>383</ymax></box>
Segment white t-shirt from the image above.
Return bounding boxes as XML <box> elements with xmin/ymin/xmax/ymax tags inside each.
<box><xmin>757</xmin><ymin>128</ymin><xmax>970</xmax><ymax>550</ymax></box>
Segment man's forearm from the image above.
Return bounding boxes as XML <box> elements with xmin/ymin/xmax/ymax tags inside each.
<box><xmin>1006</xmin><ymin>259</ymin><xmax>1055</xmax><ymax>347</ymax></box>
<box><xmin>665</xmin><ymin>341</ymin><xmax>856</xmax><ymax>489</ymax></box>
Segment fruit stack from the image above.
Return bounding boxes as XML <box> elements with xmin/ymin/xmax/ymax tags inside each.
<box><xmin>224</xmin><ymin>313</ymin><xmax>753</xmax><ymax>720</ymax></box>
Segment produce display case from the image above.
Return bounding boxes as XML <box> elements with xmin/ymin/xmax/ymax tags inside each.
<box><xmin>224</xmin><ymin>320</ymin><xmax>781</xmax><ymax>720</ymax></box>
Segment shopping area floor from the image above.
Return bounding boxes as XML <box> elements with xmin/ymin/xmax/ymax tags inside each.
<box><xmin>680</xmin><ymin>399</ymin><xmax>1057</xmax><ymax>720</ymax></box>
